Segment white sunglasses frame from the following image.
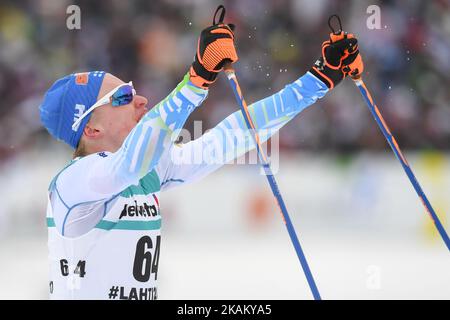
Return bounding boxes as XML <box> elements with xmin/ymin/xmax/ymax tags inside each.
<box><xmin>71</xmin><ymin>81</ymin><xmax>136</xmax><ymax>130</ymax></box>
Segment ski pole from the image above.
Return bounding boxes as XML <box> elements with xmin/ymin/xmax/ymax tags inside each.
<box><xmin>327</xmin><ymin>14</ymin><xmax>450</xmax><ymax>251</ymax></box>
<box><xmin>223</xmin><ymin>63</ymin><xmax>322</xmax><ymax>299</ymax></box>
<box><xmin>211</xmin><ymin>4</ymin><xmax>321</xmax><ymax>299</ymax></box>
<box><xmin>351</xmin><ymin>76</ymin><xmax>450</xmax><ymax>251</ymax></box>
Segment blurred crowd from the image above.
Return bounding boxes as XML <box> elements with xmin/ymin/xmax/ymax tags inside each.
<box><xmin>0</xmin><ymin>0</ymin><xmax>449</xmax><ymax>162</ymax></box>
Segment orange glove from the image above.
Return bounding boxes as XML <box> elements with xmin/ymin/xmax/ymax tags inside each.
<box><xmin>310</xmin><ymin>31</ymin><xmax>363</xmax><ymax>89</ymax></box>
<box><xmin>189</xmin><ymin>23</ymin><xmax>238</xmax><ymax>89</ymax></box>
<box><xmin>329</xmin><ymin>31</ymin><xmax>364</xmax><ymax>78</ymax></box>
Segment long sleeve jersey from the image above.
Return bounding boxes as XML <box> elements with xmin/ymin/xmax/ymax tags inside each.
<box><xmin>45</xmin><ymin>71</ymin><xmax>327</xmax><ymax>300</ymax></box>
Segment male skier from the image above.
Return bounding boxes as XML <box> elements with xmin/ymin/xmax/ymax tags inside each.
<box><xmin>39</xmin><ymin>20</ymin><xmax>362</xmax><ymax>299</ymax></box>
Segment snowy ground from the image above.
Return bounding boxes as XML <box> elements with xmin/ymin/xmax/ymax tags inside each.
<box><xmin>1</xmin><ymin>149</ymin><xmax>449</xmax><ymax>299</ymax></box>
<box><xmin>1</xmin><ymin>232</ymin><xmax>448</xmax><ymax>300</ymax></box>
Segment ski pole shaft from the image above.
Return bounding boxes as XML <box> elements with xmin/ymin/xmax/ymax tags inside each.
<box><xmin>352</xmin><ymin>76</ymin><xmax>450</xmax><ymax>251</ymax></box>
<box><xmin>223</xmin><ymin>64</ymin><xmax>322</xmax><ymax>299</ymax></box>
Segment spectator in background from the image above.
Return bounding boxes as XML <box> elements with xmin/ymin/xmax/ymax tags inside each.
<box><xmin>0</xmin><ymin>0</ymin><xmax>449</xmax><ymax>162</ymax></box>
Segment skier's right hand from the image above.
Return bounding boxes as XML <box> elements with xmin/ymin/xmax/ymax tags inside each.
<box><xmin>189</xmin><ymin>23</ymin><xmax>238</xmax><ymax>89</ymax></box>
<box><xmin>310</xmin><ymin>31</ymin><xmax>363</xmax><ymax>89</ymax></box>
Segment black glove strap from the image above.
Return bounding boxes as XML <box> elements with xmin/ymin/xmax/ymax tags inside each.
<box><xmin>310</xmin><ymin>57</ymin><xmax>344</xmax><ymax>89</ymax></box>
<box><xmin>192</xmin><ymin>59</ymin><xmax>218</xmax><ymax>82</ymax></box>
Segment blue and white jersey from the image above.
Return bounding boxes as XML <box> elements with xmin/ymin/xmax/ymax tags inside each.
<box><xmin>46</xmin><ymin>71</ymin><xmax>328</xmax><ymax>299</ymax></box>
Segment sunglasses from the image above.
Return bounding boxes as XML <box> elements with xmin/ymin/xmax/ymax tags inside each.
<box><xmin>72</xmin><ymin>81</ymin><xmax>136</xmax><ymax>130</ymax></box>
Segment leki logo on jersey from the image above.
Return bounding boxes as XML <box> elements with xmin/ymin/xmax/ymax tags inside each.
<box><xmin>72</xmin><ymin>104</ymin><xmax>85</xmax><ymax>131</ymax></box>
<box><xmin>119</xmin><ymin>200</ymin><xmax>159</xmax><ymax>219</ymax></box>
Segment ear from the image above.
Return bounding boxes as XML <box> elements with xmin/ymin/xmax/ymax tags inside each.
<box><xmin>83</xmin><ymin>123</ymin><xmax>102</xmax><ymax>139</ymax></box>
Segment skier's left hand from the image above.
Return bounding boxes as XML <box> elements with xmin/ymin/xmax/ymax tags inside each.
<box><xmin>329</xmin><ymin>31</ymin><xmax>364</xmax><ymax>79</ymax></box>
<box><xmin>310</xmin><ymin>31</ymin><xmax>364</xmax><ymax>89</ymax></box>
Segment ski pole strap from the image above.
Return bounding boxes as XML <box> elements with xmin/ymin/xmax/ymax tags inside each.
<box><xmin>213</xmin><ymin>5</ymin><xmax>226</xmax><ymax>25</ymax></box>
<box><xmin>328</xmin><ymin>14</ymin><xmax>342</xmax><ymax>35</ymax></box>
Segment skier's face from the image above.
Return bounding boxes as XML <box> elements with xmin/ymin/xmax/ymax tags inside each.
<box><xmin>83</xmin><ymin>73</ymin><xmax>149</xmax><ymax>152</ymax></box>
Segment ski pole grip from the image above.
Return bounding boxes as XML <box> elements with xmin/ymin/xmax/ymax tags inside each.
<box><xmin>223</xmin><ymin>61</ymin><xmax>235</xmax><ymax>77</ymax></box>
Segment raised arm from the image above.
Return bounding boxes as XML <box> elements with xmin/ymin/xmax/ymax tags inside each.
<box><xmin>156</xmin><ymin>71</ymin><xmax>327</xmax><ymax>190</ymax></box>
<box><xmin>55</xmin><ymin>73</ymin><xmax>208</xmax><ymax>205</ymax></box>
<box><xmin>157</xmin><ymin>29</ymin><xmax>363</xmax><ymax>190</ymax></box>
<box><xmin>55</xmin><ymin>21</ymin><xmax>239</xmax><ymax>205</ymax></box>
